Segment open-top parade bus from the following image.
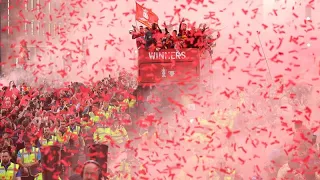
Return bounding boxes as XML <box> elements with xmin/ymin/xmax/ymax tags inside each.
<box><xmin>136</xmin><ymin>47</ymin><xmax>205</xmax><ymax>123</ymax></box>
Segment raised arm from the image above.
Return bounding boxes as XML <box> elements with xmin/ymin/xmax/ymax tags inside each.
<box><xmin>163</xmin><ymin>22</ymin><xmax>169</xmax><ymax>34</ymax></box>
<box><xmin>157</xmin><ymin>24</ymin><xmax>162</xmax><ymax>34</ymax></box>
<box><xmin>16</xmin><ymin>151</ymin><xmax>24</xmax><ymax>168</ymax></box>
<box><xmin>130</xmin><ymin>25</ymin><xmax>138</xmax><ymax>39</ymax></box>
<box><xmin>202</xmin><ymin>24</ymin><xmax>209</xmax><ymax>33</ymax></box>
<box><xmin>178</xmin><ymin>18</ymin><xmax>185</xmax><ymax>37</ymax></box>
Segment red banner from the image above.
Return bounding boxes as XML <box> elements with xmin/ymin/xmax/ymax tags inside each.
<box><xmin>138</xmin><ymin>48</ymin><xmax>199</xmax><ymax>64</ymax></box>
<box><xmin>139</xmin><ymin>62</ymin><xmax>199</xmax><ymax>84</ymax></box>
<box><xmin>135</xmin><ymin>3</ymin><xmax>159</xmax><ymax>28</ymax></box>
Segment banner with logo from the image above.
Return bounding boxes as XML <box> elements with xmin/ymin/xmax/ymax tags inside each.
<box><xmin>139</xmin><ymin>61</ymin><xmax>199</xmax><ymax>84</ymax></box>
<box><xmin>138</xmin><ymin>48</ymin><xmax>199</xmax><ymax>64</ymax></box>
<box><xmin>135</xmin><ymin>3</ymin><xmax>159</xmax><ymax>28</ymax></box>
<box><xmin>138</xmin><ymin>49</ymin><xmax>200</xmax><ymax>84</ymax></box>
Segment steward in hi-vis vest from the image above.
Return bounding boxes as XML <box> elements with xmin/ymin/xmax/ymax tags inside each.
<box><xmin>17</xmin><ymin>140</ymin><xmax>42</xmax><ymax>180</ymax></box>
<box><xmin>223</xmin><ymin>168</ymin><xmax>236</xmax><ymax>180</ymax></box>
<box><xmin>39</xmin><ymin>125</ymin><xmax>57</xmax><ymax>147</ymax></box>
<box><xmin>67</xmin><ymin>116</ymin><xmax>82</xmax><ymax>148</ymax></box>
<box><xmin>0</xmin><ymin>150</ymin><xmax>20</xmax><ymax>180</ymax></box>
<box><xmin>55</xmin><ymin>119</ymin><xmax>76</xmax><ymax>179</ymax></box>
<box><xmin>67</xmin><ymin>115</ymin><xmax>83</xmax><ymax>174</ymax></box>
<box><xmin>94</xmin><ymin>120</ymin><xmax>128</xmax><ymax>145</ymax></box>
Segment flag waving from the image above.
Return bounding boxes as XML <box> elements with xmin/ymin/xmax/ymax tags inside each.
<box><xmin>135</xmin><ymin>3</ymin><xmax>159</xmax><ymax>28</ymax></box>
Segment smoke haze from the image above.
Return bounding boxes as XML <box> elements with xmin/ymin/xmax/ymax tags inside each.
<box><xmin>1</xmin><ymin>0</ymin><xmax>320</xmax><ymax>178</ymax></box>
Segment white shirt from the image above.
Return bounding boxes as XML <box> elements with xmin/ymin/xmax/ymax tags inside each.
<box><xmin>277</xmin><ymin>163</ymin><xmax>290</xmax><ymax>179</ymax></box>
<box><xmin>277</xmin><ymin>163</ymin><xmax>304</xmax><ymax>180</ymax></box>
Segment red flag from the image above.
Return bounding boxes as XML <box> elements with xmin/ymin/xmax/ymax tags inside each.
<box><xmin>135</xmin><ymin>3</ymin><xmax>159</xmax><ymax>28</ymax></box>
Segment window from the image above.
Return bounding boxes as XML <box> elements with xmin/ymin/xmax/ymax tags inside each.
<box><xmin>47</xmin><ymin>1</ymin><xmax>51</xmax><ymax>14</ymax></box>
<box><xmin>39</xmin><ymin>0</ymin><xmax>51</xmax><ymax>16</ymax></box>
<box><xmin>24</xmin><ymin>0</ymin><xmax>27</xmax><ymax>11</ymax></box>
<box><xmin>0</xmin><ymin>1</ymin><xmax>9</xmax><ymax>35</ymax></box>
<box><xmin>52</xmin><ymin>23</ymin><xmax>57</xmax><ymax>37</ymax></box>
<box><xmin>30</xmin><ymin>20</ymin><xmax>34</xmax><ymax>35</ymax></box>
<box><xmin>28</xmin><ymin>46</ymin><xmax>36</xmax><ymax>61</ymax></box>
<box><xmin>47</xmin><ymin>22</ymin><xmax>52</xmax><ymax>35</ymax></box>
<box><xmin>52</xmin><ymin>0</ymin><xmax>61</xmax><ymax>11</ymax></box>
<box><xmin>36</xmin><ymin>21</ymin><xmax>41</xmax><ymax>35</ymax></box>
<box><xmin>24</xmin><ymin>21</ymin><xmax>28</xmax><ymax>35</ymax></box>
<box><xmin>57</xmin><ymin>22</ymin><xmax>63</xmax><ymax>36</ymax></box>
<box><xmin>26</xmin><ymin>0</ymin><xmax>37</xmax><ymax>11</ymax></box>
<box><xmin>305</xmin><ymin>5</ymin><xmax>312</xmax><ymax>19</ymax></box>
<box><xmin>40</xmin><ymin>21</ymin><xmax>46</xmax><ymax>36</ymax></box>
<box><xmin>7</xmin><ymin>0</ymin><xmax>9</xmax><ymax>34</ymax></box>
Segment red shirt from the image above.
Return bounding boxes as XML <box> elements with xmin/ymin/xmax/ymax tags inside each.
<box><xmin>1</xmin><ymin>90</ymin><xmax>14</xmax><ymax>109</ymax></box>
<box><xmin>11</xmin><ymin>88</ymin><xmax>20</xmax><ymax>98</ymax></box>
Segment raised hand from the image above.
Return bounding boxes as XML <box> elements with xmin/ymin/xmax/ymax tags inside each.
<box><xmin>163</xmin><ymin>22</ymin><xmax>167</xmax><ymax>28</ymax></box>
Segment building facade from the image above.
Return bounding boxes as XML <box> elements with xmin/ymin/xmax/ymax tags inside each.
<box><xmin>0</xmin><ymin>0</ymin><xmax>8</xmax><ymax>74</ymax></box>
<box><xmin>0</xmin><ymin>0</ymin><xmax>69</xmax><ymax>76</ymax></box>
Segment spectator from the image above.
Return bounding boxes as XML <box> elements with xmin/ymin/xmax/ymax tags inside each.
<box><xmin>16</xmin><ymin>138</ymin><xmax>41</xmax><ymax>180</ymax></box>
<box><xmin>39</xmin><ymin>123</ymin><xmax>56</xmax><ymax>146</ymax></box>
<box><xmin>69</xmin><ymin>173</ymin><xmax>82</xmax><ymax>180</ymax></box>
<box><xmin>0</xmin><ymin>132</ymin><xmax>15</xmax><ymax>156</ymax></box>
<box><xmin>144</xmin><ymin>27</ymin><xmax>154</xmax><ymax>50</ymax></box>
<box><xmin>0</xmin><ymin>150</ymin><xmax>21</xmax><ymax>180</ymax></box>
<box><xmin>68</xmin><ymin>164</ymin><xmax>83</xmax><ymax>180</ymax></box>
<box><xmin>81</xmin><ymin>160</ymin><xmax>103</xmax><ymax>180</ymax></box>
<box><xmin>302</xmin><ymin>135</ymin><xmax>320</xmax><ymax>180</ymax></box>
<box><xmin>0</xmin><ymin>70</ymin><xmax>137</xmax><ymax>179</ymax></box>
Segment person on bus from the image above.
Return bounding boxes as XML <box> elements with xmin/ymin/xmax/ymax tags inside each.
<box><xmin>178</xmin><ymin>18</ymin><xmax>187</xmax><ymax>38</ymax></box>
<box><xmin>144</xmin><ymin>27</ymin><xmax>154</xmax><ymax>50</ymax></box>
<box><xmin>0</xmin><ymin>150</ymin><xmax>21</xmax><ymax>180</ymax></box>
<box><xmin>163</xmin><ymin>32</ymin><xmax>173</xmax><ymax>49</ymax></box>
<box><xmin>161</xmin><ymin>22</ymin><xmax>177</xmax><ymax>49</ymax></box>
<box><xmin>150</xmin><ymin>23</ymin><xmax>163</xmax><ymax>51</ymax></box>
<box><xmin>130</xmin><ymin>25</ymin><xmax>145</xmax><ymax>49</ymax></box>
<box><xmin>131</xmin><ymin>25</ymin><xmax>145</xmax><ymax>39</ymax></box>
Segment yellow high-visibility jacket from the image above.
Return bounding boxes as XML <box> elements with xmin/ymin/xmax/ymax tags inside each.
<box><xmin>39</xmin><ymin>136</ymin><xmax>57</xmax><ymax>146</ymax></box>
<box><xmin>213</xmin><ymin>110</ymin><xmax>238</xmax><ymax>129</ymax></box>
<box><xmin>89</xmin><ymin>112</ymin><xmax>100</xmax><ymax>123</ymax></box>
<box><xmin>94</xmin><ymin>126</ymin><xmax>129</xmax><ymax>144</ymax></box>
<box><xmin>123</xmin><ymin>98</ymin><xmax>136</xmax><ymax>108</ymax></box>
<box><xmin>0</xmin><ymin>163</ymin><xmax>18</xmax><ymax>180</ymax></box>
<box><xmin>224</xmin><ymin>169</ymin><xmax>236</xmax><ymax>180</ymax></box>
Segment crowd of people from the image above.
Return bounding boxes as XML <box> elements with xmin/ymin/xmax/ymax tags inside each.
<box><xmin>0</xmin><ymin>70</ymin><xmax>140</xmax><ymax>180</ymax></box>
<box><xmin>130</xmin><ymin>18</ymin><xmax>218</xmax><ymax>52</ymax></box>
